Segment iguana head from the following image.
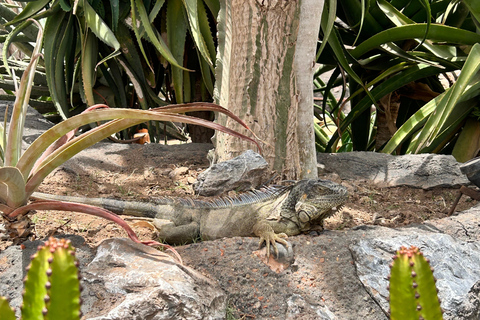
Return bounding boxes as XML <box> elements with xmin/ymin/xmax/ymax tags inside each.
<box><xmin>283</xmin><ymin>179</ymin><xmax>349</xmax><ymax>231</ymax></box>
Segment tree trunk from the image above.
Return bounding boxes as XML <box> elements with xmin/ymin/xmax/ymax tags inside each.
<box><xmin>213</xmin><ymin>0</ymin><xmax>322</xmax><ymax>180</ymax></box>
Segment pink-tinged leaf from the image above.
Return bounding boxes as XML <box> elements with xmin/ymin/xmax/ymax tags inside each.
<box><xmin>0</xmin><ymin>203</ymin><xmax>13</xmax><ymax>215</ymax></box>
<box><xmin>7</xmin><ymin>200</ymin><xmax>182</xmax><ymax>263</ymax></box>
<box><xmin>0</xmin><ymin>167</ymin><xmax>26</xmax><ymax>207</ymax></box>
<box><xmin>30</xmin><ymin>105</ymin><xmax>111</xmax><ymax>174</ymax></box>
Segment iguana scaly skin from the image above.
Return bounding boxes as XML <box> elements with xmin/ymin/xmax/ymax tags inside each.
<box><xmin>32</xmin><ymin>179</ymin><xmax>348</xmax><ymax>254</ymax></box>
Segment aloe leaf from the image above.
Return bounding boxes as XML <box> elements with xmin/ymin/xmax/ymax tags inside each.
<box><xmin>0</xmin><ymin>166</ymin><xmax>26</xmax><ymax>207</ymax></box>
<box><xmin>0</xmin><ymin>297</ymin><xmax>15</xmax><ymax>320</ymax></box>
<box><xmin>81</xmin><ymin>30</ymin><xmax>98</xmax><ymax>106</ymax></box>
<box><xmin>463</xmin><ymin>0</ymin><xmax>480</xmax><ymax>25</ymax></box>
<box><xmin>198</xmin><ymin>48</ymin><xmax>214</xmax><ymax>95</ymax></box>
<box><xmin>413</xmin><ymin>98</ymin><xmax>476</xmax><ymax>154</ymax></box>
<box><xmin>133</xmin><ymin>0</ymin><xmax>165</xmax><ymax>37</ymax></box>
<box><xmin>324</xmin><ymin>24</ymin><xmax>377</xmax><ymax>108</ymax></box>
<box><xmin>130</xmin><ymin>0</ymin><xmax>154</xmax><ymax>72</ymax></box>
<box><xmin>5</xmin><ymin>22</ymin><xmax>43</xmax><ymax>167</ymax></box>
<box><xmin>8</xmin><ymin>202</ymin><xmax>166</xmax><ymax>249</ymax></box>
<box><xmin>182</xmin><ymin>0</ymin><xmax>213</xmax><ymax>68</ymax></box>
<box><xmin>60</xmin><ymin>0</ymin><xmax>72</xmax><ymax>11</ymax></box>
<box><xmin>413</xmin><ymin>43</ymin><xmax>480</xmax><ymax>152</ymax></box>
<box><xmin>149</xmin><ymin>0</ymin><xmax>166</xmax><ymax>20</ymax></box>
<box><xmin>203</xmin><ymin>0</ymin><xmax>220</xmax><ymax>18</ymax></box>
<box><xmin>197</xmin><ymin>0</ymin><xmax>216</xmax><ymax>65</ymax></box>
<box><xmin>2</xmin><ymin>19</ymin><xmax>38</xmax><ymax>79</ymax></box>
<box><xmin>452</xmin><ymin>118</ymin><xmax>480</xmax><ymax>163</ymax></box>
<box><xmin>167</xmin><ymin>0</ymin><xmax>188</xmax><ymax>103</ymax></box>
<box><xmin>317</xmin><ymin>0</ymin><xmax>336</xmax><ymax>61</ymax></box>
<box><xmin>44</xmin><ymin>239</ymin><xmax>81</xmax><ymax>320</ymax></box>
<box><xmin>44</xmin><ymin>9</ymin><xmax>70</xmax><ymax>119</ymax></box>
<box><xmin>82</xmin><ymin>0</ymin><xmax>121</xmax><ymax>64</ymax></box>
<box><xmin>15</xmin><ymin>104</ymin><xmax>256</xmax><ymax>191</ymax></box>
<box><xmin>377</xmin><ymin>0</ymin><xmax>454</xmax><ymax>59</ymax></box>
<box><xmin>4</xmin><ymin>0</ymin><xmax>50</xmax><ymax>26</ymax></box>
<box><xmin>98</xmin><ymin>62</ymin><xmax>126</xmax><ymax>108</ymax></box>
<box><xmin>326</xmin><ymin>64</ymin><xmax>447</xmax><ymax>152</ymax></box>
<box><xmin>352</xmin><ymin>24</ymin><xmax>480</xmax><ymax>58</ymax></box>
<box><xmin>110</xmin><ymin>0</ymin><xmax>120</xmax><ymax>32</ymax></box>
<box><xmin>25</xmin><ymin>109</ymin><xmax>259</xmax><ymax>194</ymax></box>
<box><xmin>382</xmin><ymin>77</ymin><xmax>480</xmax><ymax>154</ymax></box>
<box><xmin>196</xmin><ymin>0</ymin><xmax>216</xmax><ymax>92</ymax></box>
<box><xmin>133</xmin><ymin>0</ymin><xmax>186</xmax><ymax>70</ymax></box>
<box><xmin>116</xmin><ymin>57</ymin><xmax>149</xmax><ymax>110</ymax></box>
<box><xmin>21</xmin><ymin>243</ymin><xmax>51</xmax><ymax>320</ymax></box>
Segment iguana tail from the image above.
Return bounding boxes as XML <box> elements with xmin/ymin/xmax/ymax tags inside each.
<box><xmin>31</xmin><ymin>192</ymin><xmax>160</xmax><ymax>218</ymax></box>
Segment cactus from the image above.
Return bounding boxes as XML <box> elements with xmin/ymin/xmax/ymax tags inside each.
<box><xmin>0</xmin><ymin>237</ymin><xmax>81</xmax><ymax>320</ymax></box>
<box><xmin>388</xmin><ymin>246</ymin><xmax>443</xmax><ymax>320</ymax></box>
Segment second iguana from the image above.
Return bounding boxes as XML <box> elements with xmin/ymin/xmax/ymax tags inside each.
<box><xmin>32</xmin><ymin>179</ymin><xmax>348</xmax><ymax>255</ymax></box>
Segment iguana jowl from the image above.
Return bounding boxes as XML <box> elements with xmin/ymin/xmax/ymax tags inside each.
<box><xmin>32</xmin><ymin>179</ymin><xmax>348</xmax><ymax>253</ymax></box>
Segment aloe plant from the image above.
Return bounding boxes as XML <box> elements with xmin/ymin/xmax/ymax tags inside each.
<box><xmin>316</xmin><ymin>0</ymin><xmax>480</xmax><ymax>157</ymax></box>
<box><xmin>0</xmin><ymin>21</ymin><xmax>259</xmax><ymax>253</ymax></box>
<box><xmin>0</xmin><ymin>237</ymin><xmax>81</xmax><ymax>320</ymax></box>
<box><xmin>0</xmin><ymin>0</ymin><xmax>218</xmax><ymax>142</ymax></box>
<box><xmin>389</xmin><ymin>246</ymin><xmax>443</xmax><ymax>320</ymax></box>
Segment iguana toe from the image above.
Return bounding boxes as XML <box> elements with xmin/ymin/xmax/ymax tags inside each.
<box><xmin>258</xmin><ymin>231</ymin><xmax>288</xmax><ymax>258</ymax></box>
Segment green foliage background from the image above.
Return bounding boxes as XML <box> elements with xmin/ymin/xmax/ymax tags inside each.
<box><xmin>0</xmin><ymin>0</ymin><xmax>218</xmax><ymax>142</ymax></box>
<box><xmin>1</xmin><ymin>0</ymin><xmax>480</xmax><ymax>159</ymax></box>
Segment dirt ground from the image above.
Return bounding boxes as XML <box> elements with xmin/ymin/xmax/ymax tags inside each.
<box><xmin>0</xmin><ymin>143</ymin><xmax>477</xmax><ymax>319</ymax></box>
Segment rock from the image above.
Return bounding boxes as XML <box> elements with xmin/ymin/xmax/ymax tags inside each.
<box><xmin>0</xmin><ymin>237</ymin><xmax>226</xmax><ymax>320</ymax></box>
<box><xmin>194</xmin><ymin>150</ymin><xmax>269</xmax><ymax>196</ymax></box>
<box><xmin>83</xmin><ymin>239</ymin><xmax>226</xmax><ymax>320</ymax></box>
<box><xmin>425</xmin><ymin>203</ymin><xmax>480</xmax><ymax>242</ymax></box>
<box><xmin>317</xmin><ymin>152</ymin><xmax>469</xmax><ymax>188</ymax></box>
<box><xmin>460</xmin><ymin>157</ymin><xmax>480</xmax><ymax>187</ymax></box>
<box><xmin>350</xmin><ymin>228</ymin><xmax>480</xmax><ymax>320</ymax></box>
<box><xmin>286</xmin><ymin>294</ymin><xmax>335</xmax><ymax>320</ymax></box>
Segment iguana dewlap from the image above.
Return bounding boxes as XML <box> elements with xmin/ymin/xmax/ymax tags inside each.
<box><xmin>32</xmin><ymin>179</ymin><xmax>348</xmax><ymax>253</ymax></box>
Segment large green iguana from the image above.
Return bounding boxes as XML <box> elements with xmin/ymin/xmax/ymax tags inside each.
<box><xmin>32</xmin><ymin>179</ymin><xmax>348</xmax><ymax>255</ymax></box>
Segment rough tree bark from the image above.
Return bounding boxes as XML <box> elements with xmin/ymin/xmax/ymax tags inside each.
<box><xmin>212</xmin><ymin>0</ymin><xmax>323</xmax><ymax>180</ymax></box>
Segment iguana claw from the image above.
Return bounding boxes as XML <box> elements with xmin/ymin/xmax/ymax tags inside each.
<box><xmin>258</xmin><ymin>231</ymin><xmax>288</xmax><ymax>258</ymax></box>
<box><xmin>253</xmin><ymin>221</ymin><xmax>288</xmax><ymax>258</ymax></box>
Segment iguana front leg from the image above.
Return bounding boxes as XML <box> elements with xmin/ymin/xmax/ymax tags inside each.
<box><xmin>253</xmin><ymin>220</ymin><xmax>289</xmax><ymax>258</ymax></box>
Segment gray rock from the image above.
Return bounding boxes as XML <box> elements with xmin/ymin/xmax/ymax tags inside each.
<box><xmin>84</xmin><ymin>239</ymin><xmax>226</xmax><ymax>320</ymax></box>
<box><xmin>350</xmin><ymin>228</ymin><xmax>480</xmax><ymax>320</ymax></box>
<box><xmin>0</xmin><ymin>237</ymin><xmax>226</xmax><ymax>320</ymax></box>
<box><xmin>286</xmin><ymin>294</ymin><xmax>335</xmax><ymax>320</ymax></box>
<box><xmin>317</xmin><ymin>152</ymin><xmax>469</xmax><ymax>188</ymax></box>
<box><xmin>460</xmin><ymin>157</ymin><xmax>480</xmax><ymax>187</ymax></box>
<box><xmin>194</xmin><ymin>150</ymin><xmax>269</xmax><ymax>196</ymax></box>
<box><xmin>425</xmin><ymin>203</ymin><xmax>480</xmax><ymax>242</ymax></box>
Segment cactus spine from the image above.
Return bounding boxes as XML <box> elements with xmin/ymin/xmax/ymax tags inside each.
<box><xmin>389</xmin><ymin>245</ymin><xmax>443</xmax><ymax>320</ymax></box>
<box><xmin>0</xmin><ymin>237</ymin><xmax>81</xmax><ymax>320</ymax></box>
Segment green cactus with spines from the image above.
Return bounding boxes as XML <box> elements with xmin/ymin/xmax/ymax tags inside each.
<box><xmin>0</xmin><ymin>297</ymin><xmax>16</xmax><ymax>320</ymax></box>
<box><xmin>389</xmin><ymin>245</ymin><xmax>443</xmax><ymax>320</ymax></box>
<box><xmin>0</xmin><ymin>237</ymin><xmax>81</xmax><ymax>320</ymax></box>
